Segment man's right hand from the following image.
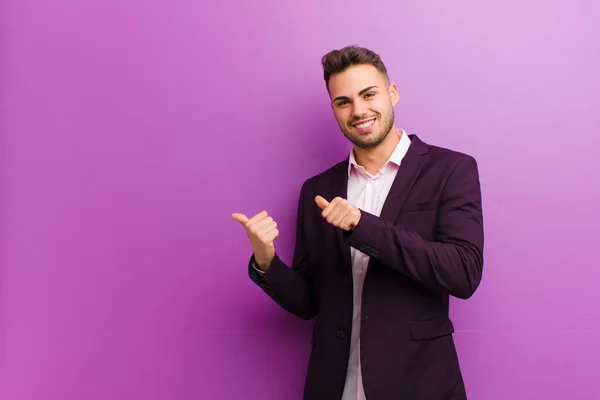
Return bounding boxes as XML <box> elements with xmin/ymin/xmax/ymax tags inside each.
<box><xmin>231</xmin><ymin>211</ymin><xmax>279</xmax><ymax>271</ymax></box>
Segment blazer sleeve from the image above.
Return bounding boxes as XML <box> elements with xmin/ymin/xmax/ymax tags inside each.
<box><xmin>248</xmin><ymin>182</ymin><xmax>318</xmax><ymax>320</ymax></box>
<box><xmin>345</xmin><ymin>155</ymin><xmax>484</xmax><ymax>299</ymax></box>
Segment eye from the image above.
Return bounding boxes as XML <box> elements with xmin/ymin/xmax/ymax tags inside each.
<box><xmin>364</xmin><ymin>92</ymin><xmax>375</xmax><ymax>98</ymax></box>
<box><xmin>337</xmin><ymin>100</ymin><xmax>350</xmax><ymax>107</ymax></box>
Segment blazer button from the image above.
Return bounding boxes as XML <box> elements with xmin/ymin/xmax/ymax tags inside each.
<box><xmin>336</xmin><ymin>329</ymin><xmax>346</xmax><ymax>339</ymax></box>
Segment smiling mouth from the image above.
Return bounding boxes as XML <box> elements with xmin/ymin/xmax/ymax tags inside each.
<box><xmin>353</xmin><ymin>118</ymin><xmax>376</xmax><ymax>129</ymax></box>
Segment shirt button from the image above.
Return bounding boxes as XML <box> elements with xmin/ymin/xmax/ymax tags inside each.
<box><xmin>336</xmin><ymin>329</ymin><xmax>346</xmax><ymax>339</ymax></box>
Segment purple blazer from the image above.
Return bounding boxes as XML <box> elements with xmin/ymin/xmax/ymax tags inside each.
<box><xmin>249</xmin><ymin>135</ymin><xmax>484</xmax><ymax>400</ymax></box>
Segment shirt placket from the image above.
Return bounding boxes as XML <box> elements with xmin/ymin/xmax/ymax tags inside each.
<box><xmin>356</xmin><ymin>175</ymin><xmax>379</xmax><ymax>400</ymax></box>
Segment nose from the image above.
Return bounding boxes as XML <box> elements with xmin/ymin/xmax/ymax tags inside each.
<box><xmin>351</xmin><ymin>99</ymin><xmax>368</xmax><ymax>119</ymax></box>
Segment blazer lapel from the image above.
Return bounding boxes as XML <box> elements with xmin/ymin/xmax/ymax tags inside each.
<box><xmin>329</xmin><ymin>159</ymin><xmax>352</xmax><ymax>271</ymax></box>
<box><xmin>326</xmin><ymin>135</ymin><xmax>428</xmax><ymax>269</ymax></box>
<box><xmin>379</xmin><ymin>135</ymin><xmax>429</xmax><ymax>223</ymax></box>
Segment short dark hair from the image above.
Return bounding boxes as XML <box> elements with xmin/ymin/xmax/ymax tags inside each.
<box><xmin>321</xmin><ymin>46</ymin><xmax>389</xmax><ymax>88</ymax></box>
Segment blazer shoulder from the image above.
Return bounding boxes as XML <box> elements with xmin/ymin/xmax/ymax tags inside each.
<box><xmin>300</xmin><ymin>159</ymin><xmax>347</xmax><ymax>192</ymax></box>
<box><xmin>425</xmin><ymin>142</ymin><xmax>478</xmax><ymax>169</ymax></box>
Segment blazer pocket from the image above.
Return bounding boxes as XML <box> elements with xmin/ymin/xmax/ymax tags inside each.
<box><xmin>410</xmin><ymin>317</ymin><xmax>455</xmax><ymax>341</ymax></box>
<box><xmin>402</xmin><ymin>201</ymin><xmax>438</xmax><ymax>213</ymax></box>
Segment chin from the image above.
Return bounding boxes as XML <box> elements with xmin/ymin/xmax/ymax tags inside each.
<box><xmin>354</xmin><ymin>139</ymin><xmax>380</xmax><ymax>150</ymax></box>
<box><xmin>356</xmin><ymin>131</ymin><xmax>389</xmax><ymax>149</ymax></box>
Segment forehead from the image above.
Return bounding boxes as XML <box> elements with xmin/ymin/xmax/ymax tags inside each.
<box><xmin>328</xmin><ymin>64</ymin><xmax>387</xmax><ymax>98</ymax></box>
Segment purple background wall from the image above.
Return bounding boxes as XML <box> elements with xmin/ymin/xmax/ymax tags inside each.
<box><xmin>2</xmin><ymin>0</ymin><xmax>599</xmax><ymax>399</ymax></box>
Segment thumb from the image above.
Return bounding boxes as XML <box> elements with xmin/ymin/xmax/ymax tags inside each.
<box><xmin>231</xmin><ymin>213</ymin><xmax>249</xmax><ymax>225</ymax></box>
<box><xmin>315</xmin><ymin>195</ymin><xmax>330</xmax><ymax>210</ymax></box>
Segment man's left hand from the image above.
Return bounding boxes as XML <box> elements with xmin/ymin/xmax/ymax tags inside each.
<box><xmin>315</xmin><ymin>196</ymin><xmax>361</xmax><ymax>231</ymax></box>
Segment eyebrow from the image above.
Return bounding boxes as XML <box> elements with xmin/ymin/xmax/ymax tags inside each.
<box><xmin>333</xmin><ymin>86</ymin><xmax>379</xmax><ymax>103</ymax></box>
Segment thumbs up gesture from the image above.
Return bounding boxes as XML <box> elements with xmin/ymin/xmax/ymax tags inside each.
<box><xmin>232</xmin><ymin>211</ymin><xmax>279</xmax><ymax>271</ymax></box>
<box><xmin>315</xmin><ymin>196</ymin><xmax>361</xmax><ymax>231</ymax></box>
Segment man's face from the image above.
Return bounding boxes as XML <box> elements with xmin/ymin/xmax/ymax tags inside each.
<box><xmin>328</xmin><ymin>64</ymin><xmax>399</xmax><ymax>150</ymax></box>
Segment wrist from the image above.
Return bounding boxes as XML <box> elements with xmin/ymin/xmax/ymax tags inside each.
<box><xmin>254</xmin><ymin>259</ymin><xmax>272</xmax><ymax>271</ymax></box>
<box><xmin>256</xmin><ymin>263</ymin><xmax>271</xmax><ymax>272</ymax></box>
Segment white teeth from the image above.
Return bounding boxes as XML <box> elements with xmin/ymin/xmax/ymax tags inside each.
<box><xmin>356</xmin><ymin>119</ymin><xmax>375</xmax><ymax>129</ymax></box>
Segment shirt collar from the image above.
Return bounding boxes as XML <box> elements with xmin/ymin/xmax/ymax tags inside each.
<box><xmin>348</xmin><ymin>129</ymin><xmax>411</xmax><ymax>176</ymax></box>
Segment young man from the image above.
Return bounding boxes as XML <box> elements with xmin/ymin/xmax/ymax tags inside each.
<box><xmin>232</xmin><ymin>46</ymin><xmax>484</xmax><ymax>400</ymax></box>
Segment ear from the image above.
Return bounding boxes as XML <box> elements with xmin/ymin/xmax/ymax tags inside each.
<box><xmin>389</xmin><ymin>83</ymin><xmax>400</xmax><ymax>106</ymax></box>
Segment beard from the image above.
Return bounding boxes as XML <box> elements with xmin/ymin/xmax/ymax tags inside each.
<box><xmin>338</xmin><ymin>108</ymin><xmax>395</xmax><ymax>150</ymax></box>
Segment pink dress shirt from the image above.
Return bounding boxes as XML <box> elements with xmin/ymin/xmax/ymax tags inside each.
<box><xmin>342</xmin><ymin>130</ymin><xmax>411</xmax><ymax>400</ymax></box>
<box><xmin>253</xmin><ymin>130</ymin><xmax>412</xmax><ymax>399</ymax></box>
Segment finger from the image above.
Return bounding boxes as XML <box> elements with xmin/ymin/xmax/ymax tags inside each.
<box><xmin>331</xmin><ymin>206</ymin><xmax>351</xmax><ymax>227</ymax></box>
<box><xmin>260</xmin><ymin>227</ymin><xmax>280</xmax><ymax>244</ymax></box>
<box><xmin>339</xmin><ymin>215</ymin><xmax>355</xmax><ymax>231</ymax></box>
<box><xmin>231</xmin><ymin>213</ymin><xmax>249</xmax><ymax>225</ymax></box>
<box><xmin>246</xmin><ymin>211</ymin><xmax>269</xmax><ymax>227</ymax></box>
<box><xmin>251</xmin><ymin>216</ymin><xmax>275</xmax><ymax>233</ymax></box>
<box><xmin>255</xmin><ymin>219</ymin><xmax>277</xmax><ymax>237</ymax></box>
<box><xmin>326</xmin><ymin>202</ymin><xmax>346</xmax><ymax>224</ymax></box>
<box><xmin>315</xmin><ymin>195</ymin><xmax>330</xmax><ymax>210</ymax></box>
<box><xmin>321</xmin><ymin>197</ymin><xmax>342</xmax><ymax>219</ymax></box>
<box><xmin>340</xmin><ymin>210</ymin><xmax>360</xmax><ymax>231</ymax></box>
<box><xmin>324</xmin><ymin>197</ymin><xmax>347</xmax><ymax>220</ymax></box>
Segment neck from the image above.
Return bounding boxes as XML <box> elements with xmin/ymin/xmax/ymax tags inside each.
<box><xmin>353</xmin><ymin>128</ymin><xmax>402</xmax><ymax>175</ymax></box>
